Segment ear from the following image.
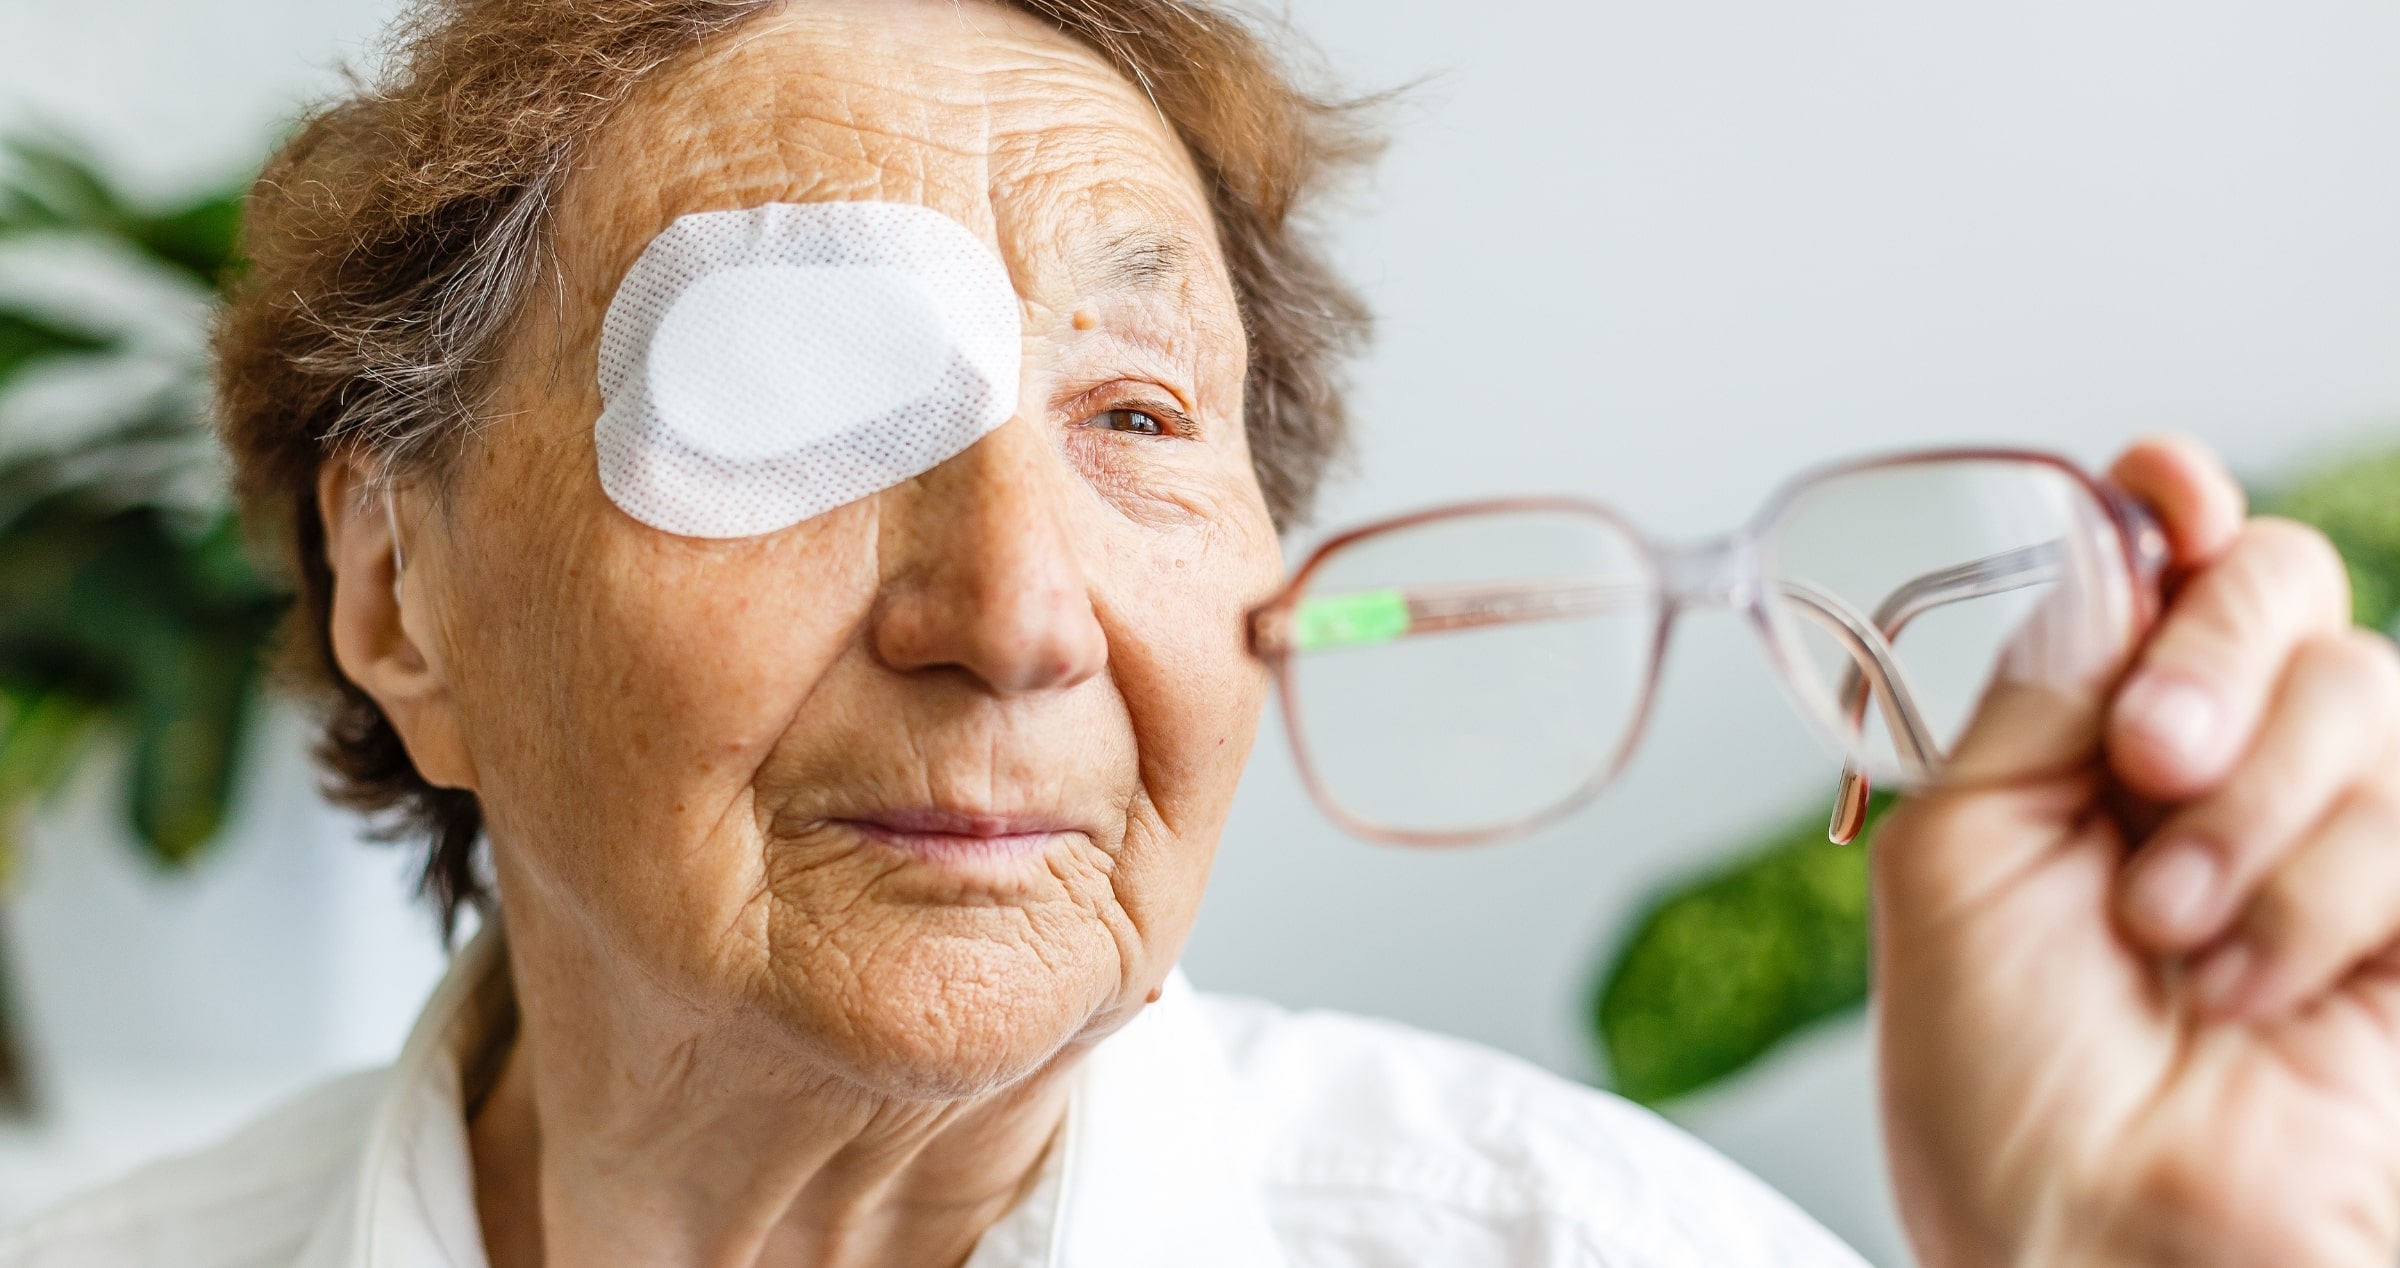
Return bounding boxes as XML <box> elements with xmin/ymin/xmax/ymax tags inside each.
<box><xmin>317</xmin><ymin>456</ymin><xmax>480</xmax><ymax>792</ymax></box>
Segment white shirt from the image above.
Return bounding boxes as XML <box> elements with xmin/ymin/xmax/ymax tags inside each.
<box><xmin>2</xmin><ymin>924</ymin><xmax>1868</xmax><ymax>1267</ymax></box>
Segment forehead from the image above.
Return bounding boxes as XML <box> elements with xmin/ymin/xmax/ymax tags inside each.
<box><xmin>561</xmin><ymin>0</ymin><xmax>1223</xmax><ymax>310</ymax></box>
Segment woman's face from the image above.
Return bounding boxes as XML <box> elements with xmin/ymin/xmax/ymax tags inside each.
<box><xmin>393</xmin><ymin>0</ymin><xmax>1281</xmax><ymax>1095</ymax></box>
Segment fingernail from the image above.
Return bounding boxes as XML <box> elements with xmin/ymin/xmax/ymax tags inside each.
<box><xmin>2126</xmin><ymin>841</ymin><xmax>2222</xmax><ymax>942</ymax></box>
<box><xmin>2192</xmin><ymin>942</ymin><xmax>2255</xmax><ymax>1016</ymax></box>
<box><xmin>2120</xmin><ymin>673</ymin><xmax>2222</xmax><ymax>769</ymax></box>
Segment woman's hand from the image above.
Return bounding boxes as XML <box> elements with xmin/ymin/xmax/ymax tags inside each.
<box><xmin>1874</xmin><ymin>436</ymin><xmax>2400</xmax><ymax>1268</ymax></box>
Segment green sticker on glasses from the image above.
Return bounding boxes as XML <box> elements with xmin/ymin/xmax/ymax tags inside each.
<box><xmin>1293</xmin><ymin>589</ymin><xmax>1412</xmax><ymax>650</ymax></box>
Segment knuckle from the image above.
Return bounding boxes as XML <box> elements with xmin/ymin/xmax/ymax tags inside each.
<box><xmin>2351</xmin><ymin>780</ymin><xmax>2400</xmax><ymax>830</ymax></box>
<box><xmin>2239</xmin><ymin>870</ymin><xmax>2318</xmax><ymax>957</ymax></box>
<box><xmin>2145</xmin><ymin>596</ymin><xmax>2250</xmax><ymax>678</ymax></box>
<box><xmin>2348</xmin><ymin>625</ymin><xmax>2400</xmax><ymax>680</ymax></box>
<box><xmin>2293</xmin><ymin>629</ymin><xmax>2391</xmax><ymax>696</ymax></box>
<box><xmin>2247</xmin><ymin>793</ymin><xmax>2400</xmax><ymax>954</ymax></box>
<box><xmin>2332</xmin><ymin>628</ymin><xmax>2400</xmax><ymax>699</ymax></box>
<box><xmin>2242</xmin><ymin>864</ymin><xmax>2379</xmax><ymax>977</ymax></box>
<box><xmin>2144</xmin><ymin>631</ymin><xmax>2245</xmax><ymax>694</ymax></box>
<box><xmin>2241</xmin><ymin>518</ymin><xmax>2353</xmax><ymax>627</ymax></box>
<box><xmin>2321</xmin><ymin>632</ymin><xmax>2400</xmax><ymax>763</ymax></box>
<box><xmin>2202</xmin><ymin>769</ymin><xmax>2295</xmax><ymax>851</ymax></box>
<box><xmin>2125</xmin><ymin>1148</ymin><xmax>2227</xmax><ymax>1232</ymax></box>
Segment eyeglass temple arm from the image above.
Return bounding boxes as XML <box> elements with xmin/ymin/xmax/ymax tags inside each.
<box><xmin>1402</xmin><ymin>580</ymin><xmax>1652</xmax><ymax>635</ymax></box>
<box><xmin>1261</xmin><ymin>539</ymin><xmax>2064</xmax><ymax>658</ymax></box>
<box><xmin>1251</xmin><ymin>578</ymin><xmax>1653</xmax><ymax>656</ymax></box>
<box><xmin>1820</xmin><ymin>540</ymin><xmax>2065</xmax><ymax>842</ymax></box>
<box><xmin>1777</xmin><ymin>577</ymin><xmax>1946</xmax><ymax>769</ymax></box>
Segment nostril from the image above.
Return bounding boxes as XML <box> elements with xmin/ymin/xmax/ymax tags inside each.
<box><xmin>870</xmin><ymin>566</ymin><xmax>1106</xmax><ymax>693</ymax></box>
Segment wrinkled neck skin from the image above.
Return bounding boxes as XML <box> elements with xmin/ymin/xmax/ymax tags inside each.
<box><xmin>470</xmin><ymin>903</ymin><xmax>1100</xmax><ymax>1268</ymax></box>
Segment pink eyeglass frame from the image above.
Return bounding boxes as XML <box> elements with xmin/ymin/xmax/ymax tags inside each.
<box><xmin>1246</xmin><ymin>447</ymin><xmax>2172</xmax><ymax>849</ymax></box>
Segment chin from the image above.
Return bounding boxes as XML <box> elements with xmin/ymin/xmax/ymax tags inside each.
<box><xmin>766</xmin><ymin>912</ymin><xmax>1122</xmax><ymax>1100</ymax></box>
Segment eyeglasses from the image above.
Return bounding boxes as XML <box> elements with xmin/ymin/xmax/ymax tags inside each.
<box><xmin>1247</xmin><ymin>449</ymin><xmax>2170</xmax><ymax>846</ymax></box>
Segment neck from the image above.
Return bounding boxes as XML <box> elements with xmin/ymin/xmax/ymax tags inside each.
<box><xmin>470</xmin><ymin>931</ymin><xmax>1079</xmax><ymax>1268</ymax></box>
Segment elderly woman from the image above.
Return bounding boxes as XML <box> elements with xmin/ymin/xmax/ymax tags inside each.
<box><xmin>13</xmin><ymin>0</ymin><xmax>2400</xmax><ymax>1265</ymax></box>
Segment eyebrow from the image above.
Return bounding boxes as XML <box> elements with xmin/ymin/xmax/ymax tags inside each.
<box><xmin>1092</xmin><ymin>228</ymin><xmax>1198</xmax><ymax>293</ymax></box>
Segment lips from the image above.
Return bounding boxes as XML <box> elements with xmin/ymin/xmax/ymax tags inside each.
<box><xmin>833</xmin><ymin>808</ymin><xmax>1076</xmax><ymax>861</ymax></box>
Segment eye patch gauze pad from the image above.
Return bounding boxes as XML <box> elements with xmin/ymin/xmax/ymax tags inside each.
<box><xmin>595</xmin><ymin>201</ymin><xmax>1021</xmax><ymax>538</ymax></box>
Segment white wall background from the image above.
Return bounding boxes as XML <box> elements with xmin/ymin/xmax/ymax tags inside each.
<box><xmin>6</xmin><ymin>1</ymin><xmax>2400</xmax><ymax>1260</ymax></box>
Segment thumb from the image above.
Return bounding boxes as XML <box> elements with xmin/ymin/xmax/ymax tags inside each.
<box><xmin>1931</xmin><ymin>476</ymin><xmax>2159</xmax><ymax>787</ymax></box>
<box><xmin>1944</xmin><ymin>602</ymin><xmax>2128</xmax><ymax>780</ymax></box>
<box><xmin>1875</xmin><ymin>678</ymin><xmax>2120</xmax><ymax>922</ymax></box>
<box><xmin>1873</xmin><ymin>504</ymin><xmax>2161</xmax><ymax>910</ymax></box>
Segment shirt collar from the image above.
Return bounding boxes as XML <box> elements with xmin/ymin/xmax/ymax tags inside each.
<box><xmin>1046</xmin><ymin>971</ymin><xmax>1289</xmax><ymax>1268</ymax></box>
<box><xmin>295</xmin><ymin>919</ymin><xmax>1285</xmax><ymax>1268</ymax></box>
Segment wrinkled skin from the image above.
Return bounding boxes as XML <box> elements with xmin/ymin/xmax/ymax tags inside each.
<box><xmin>310</xmin><ymin>1</ymin><xmax>2400</xmax><ymax>1265</ymax></box>
<box><xmin>321</xmin><ymin>2</ymin><xmax>1277</xmax><ymax>1264</ymax></box>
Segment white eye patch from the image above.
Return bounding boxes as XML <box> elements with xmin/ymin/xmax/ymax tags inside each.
<box><xmin>594</xmin><ymin>201</ymin><xmax>1021</xmax><ymax>538</ymax></box>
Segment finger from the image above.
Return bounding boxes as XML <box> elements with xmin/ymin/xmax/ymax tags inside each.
<box><xmin>2187</xmin><ymin>779</ymin><xmax>2400</xmax><ymax>1021</ymax></box>
<box><xmin>2107</xmin><ymin>434</ymin><xmax>2246</xmax><ymax>569</ymax></box>
<box><xmin>2106</xmin><ymin>518</ymin><xmax>2354</xmax><ymax>800</ymax></box>
<box><xmin>2117</xmin><ymin>628</ymin><xmax>2400</xmax><ymax>952</ymax></box>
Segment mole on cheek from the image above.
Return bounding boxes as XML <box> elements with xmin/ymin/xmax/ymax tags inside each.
<box><xmin>1071</xmin><ymin>308</ymin><xmax>1098</xmax><ymax>331</ymax></box>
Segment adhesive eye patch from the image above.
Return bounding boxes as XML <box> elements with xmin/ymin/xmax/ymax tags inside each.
<box><xmin>594</xmin><ymin>201</ymin><xmax>1022</xmax><ymax>539</ymax></box>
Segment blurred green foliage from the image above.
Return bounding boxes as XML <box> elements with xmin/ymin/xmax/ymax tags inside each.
<box><xmin>2258</xmin><ymin>450</ymin><xmax>2400</xmax><ymax>637</ymax></box>
<box><xmin>0</xmin><ymin>135</ymin><xmax>270</xmax><ymax>877</ymax></box>
<box><xmin>1593</xmin><ymin>447</ymin><xmax>2400</xmax><ymax>1107</ymax></box>
<box><xmin>0</xmin><ymin>133</ymin><xmax>261</xmax><ymax>1113</ymax></box>
<box><xmin>0</xmin><ymin>311</ymin><xmax>107</xmax><ymax>384</ymax></box>
<box><xmin>1596</xmin><ymin>794</ymin><xmax>1889</xmax><ymax>1105</ymax></box>
<box><xmin>0</xmin><ymin>134</ymin><xmax>247</xmax><ymax>291</ymax></box>
<box><xmin>0</xmin><ymin>492</ymin><xmax>283</xmax><ymax>868</ymax></box>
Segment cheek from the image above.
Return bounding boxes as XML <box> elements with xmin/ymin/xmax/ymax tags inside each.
<box><xmin>449</xmin><ymin>500</ymin><xmax>879</xmax><ymax>926</ymax></box>
<box><xmin>1094</xmin><ymin>496</ymin><xmax>1283</xmax><ymax>824</ymax></box>
<box><xmin>1079</xmin><ymin>504</ymin><xmax>1279</xmax><ymax>970</ymax></box>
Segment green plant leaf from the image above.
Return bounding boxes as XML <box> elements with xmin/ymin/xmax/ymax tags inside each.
<box><xmin>0</xmin><ymin>134</ymin><xmax>247</xmax><ymax>293</ymax></box>
<box><xmin>0</xmin><ymin>918</ymin><xmax>29</xmax><ymax>1116</ymax></box>
<box><xmin>0</xmin><ymin>310</ymin><xmax>110</xmax><ymax>389</ymax></box>
<box><xmin>2257</xmin><ymin>447</ymin><xmax>2400</xmax><ymax>636</ymax></box>
<box><xmin>126</xmin><ymin>190</ymin><xmax>246</xmax><ymax>293</ymax></box>
<box><xmin>0</xmin><ymin>134</ymin><xmax>124</xmax><ymax>232</ymax></box>
<box><xmin>0</xmin><ymin>136</ymin><xmax>272</xmax><ymax>883</ymax></box>
<box><xmin>1594</xmin><ymin>795</ymin><xmax>1891</xmax><ymax>1105</ymax></box>
<box><xmin>0</xmin><ymin>682</ymin><xmax>107</xmax><ymax>887</ymax></box>
<box><xmin>0</xmin><ymin>684</ymin><xmax>107</xmax><ymax>802</ymax></box>
<box><xmin>125</xmin><ymin>626</ymin><xmax>262</xmax><ymax>863</ymax></box>
<box><xmin>0</xmin><ymin>495</ymin><xmax>282</xmax><ymax>866</ymax></box>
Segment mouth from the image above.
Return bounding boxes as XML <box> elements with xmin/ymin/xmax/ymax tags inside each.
<box><xmin>830</xmin><ymin>808</ymin><xmax>1077</xmax><ymax>863</ymax></box>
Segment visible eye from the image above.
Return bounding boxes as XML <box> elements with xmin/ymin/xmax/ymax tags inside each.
<box><xmin>1092</xmin><ymin>407</ymin><xmax>1167</xmax><ymax>436</ymax></box>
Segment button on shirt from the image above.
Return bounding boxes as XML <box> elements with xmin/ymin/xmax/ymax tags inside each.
<box><xmin>2</xmin><ymin>924</ymin><xmax>1869</xmax><ymax>1267</ymax></box>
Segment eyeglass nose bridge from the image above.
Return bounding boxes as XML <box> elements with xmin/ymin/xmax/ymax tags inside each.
<box><xmin>1653</xmin><ymin>533</ymin><xmax>1762</xmax><ymax>613</ymax></box>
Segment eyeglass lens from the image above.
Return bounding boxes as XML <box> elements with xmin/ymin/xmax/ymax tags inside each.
<box><xmin>1282</xmin><ymin>507</ymin><xmax>1657</xmax><ymax>841</ymax></box>
<box><xmin>1759</xmin><ymin>460</ymin><xmax>2131</xmax><ymax>788</ymax></box>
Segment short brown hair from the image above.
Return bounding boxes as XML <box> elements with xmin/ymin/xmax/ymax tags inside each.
<box><xmin>215</xmin><ymin>0</ymin><xmax>1375</xmax><ymax>933</ymax></box>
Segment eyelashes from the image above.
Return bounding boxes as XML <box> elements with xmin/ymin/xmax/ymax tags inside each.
<box><xmin>1088</xmin><ymin>407</ymin><xmax>1170</xmax><ymax>438</ymax></box>
<box><xmin>1067</xmin><ymin>387</ymin><xmax>1199</xmax><ymax>441</ymax></box>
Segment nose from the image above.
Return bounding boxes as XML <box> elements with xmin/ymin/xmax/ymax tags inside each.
<box><xmin>869</xmin><ymin>421</ymin><xmax>1109</xmax><ymax>695</ymax></box>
